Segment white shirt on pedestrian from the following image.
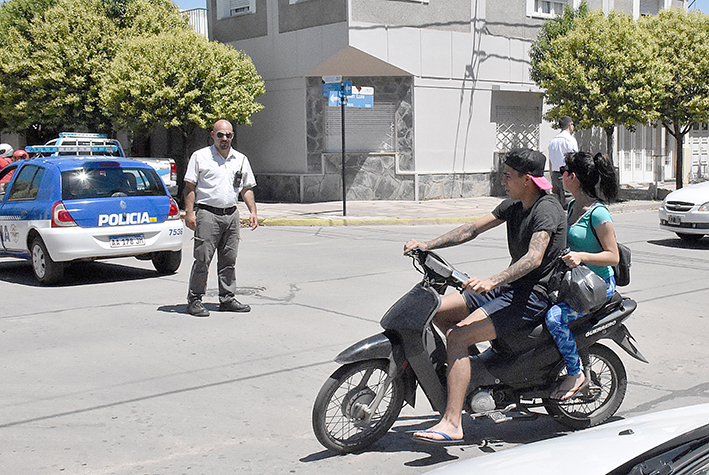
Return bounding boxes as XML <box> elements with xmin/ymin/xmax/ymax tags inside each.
<box><xmin>548</xmin><ymin>130</ymin><xmax>579</xmax><ymax>171</ymax></box>
<box><xmin>184</xmin><ymin>145</ymin><xmax>256</xmax><ymax>209</ymax></box>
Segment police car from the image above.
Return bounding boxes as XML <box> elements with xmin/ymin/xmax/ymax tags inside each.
<box><xmin>0</xmin><ymin>146</ymin><xmax>183</xmax><ymax>285</ymax></box>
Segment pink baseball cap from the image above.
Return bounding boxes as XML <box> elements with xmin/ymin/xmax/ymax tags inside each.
<box><xmin>505</xmin><ymin>148</ymin><xmax>553</xmax><ymax>191</ymax></box>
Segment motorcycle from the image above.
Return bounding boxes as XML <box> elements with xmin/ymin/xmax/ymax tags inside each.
<box><xmin>312</xmin><ymin>248</ymin><xmax>647</xmax><ymax>454</ymax></box>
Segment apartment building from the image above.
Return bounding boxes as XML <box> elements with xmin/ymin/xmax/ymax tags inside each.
<box><xmin>208</xmin><ymin>0</ymin><xmax>689</xmax><ymax>202</ymax></box>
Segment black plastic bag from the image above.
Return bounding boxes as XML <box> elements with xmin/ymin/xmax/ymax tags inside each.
<box><xmin>559</xmin><ymin>264</ymin><xmax>607</xmax><ymax>314</ymax></box>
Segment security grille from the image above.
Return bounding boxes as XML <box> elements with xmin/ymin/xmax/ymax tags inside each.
<box><xmin>325</xmin><ymin>103</ymin><xmax>396</xmax><ymax>153</ymax></box>
<box><xmin>495</xmin><ymin>106</ymin><xmax>540</xmax><ymax>153</ymax></box>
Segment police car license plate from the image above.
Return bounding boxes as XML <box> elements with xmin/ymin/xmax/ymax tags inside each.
<box><xmin>109</xmin><ymin>234</ymin><xmax>145</xmax><ymax>248</ymax></box>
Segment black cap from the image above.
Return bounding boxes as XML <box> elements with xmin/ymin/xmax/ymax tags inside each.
<box><xmin>505</xmin><ymin>148</ymin><xmax>552</xmax><ymax>190</ymax></box>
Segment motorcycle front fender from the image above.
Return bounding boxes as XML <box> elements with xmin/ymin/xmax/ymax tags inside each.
<box><xmin>335</xmin><ymin>333</ymin><xmax>393</xmax><ymax>365</ymax></box>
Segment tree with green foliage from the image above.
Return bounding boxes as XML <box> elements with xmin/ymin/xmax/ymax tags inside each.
<box><xmin>100</xmin><ymin>30</ymin><xmax>264</xmax><ymax>138</ymax></box>
<box><xmin>0</xmin><ymin>0</ymin><xmax>118</xmax><ymax>138</ymax></box>
<box><xmin>640</xmin><ymin>9</ymin><xmax>709</xmax><ymax>189</ymax></box>
<box><xmin>530</xmin><ymin>9</ymin><xmax>666</xmax><ymax>160</ymax></box>
<box><xmin>0</xmin><ymin>0</ymin><xmax>194</xmax><ymax>140</ymax></box>
<box><xmin>99</xmin><ymin>29</ymin><xmax>265</xmax><ymax>183</ymax></box>
<box><xmin>530</xmin><ymin>1</ymin><xmax>589</xmax><ymax>85</ymax></box>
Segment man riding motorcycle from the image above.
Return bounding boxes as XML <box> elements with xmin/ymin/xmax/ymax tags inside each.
<box><xmin>404</xmin><ymin>148</ymin><xmax>566</xmax><ymax>444</ymax></box>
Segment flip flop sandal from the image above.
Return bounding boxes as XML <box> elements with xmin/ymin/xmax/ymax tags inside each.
<box><xmin>412</xmin><ymin>429</ymin><xmax>466</xmax><ymax>445</ymax></box>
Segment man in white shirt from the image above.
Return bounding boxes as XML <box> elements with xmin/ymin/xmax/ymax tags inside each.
<box><xmin>183</xmin><ymin>119</ymin><xmax>258</xmax><ymax>317</ymax></box>
<box><xmin>547</xmin><ymin>116</ymin><xmax>578</xmax><ymax>208</ymax></box>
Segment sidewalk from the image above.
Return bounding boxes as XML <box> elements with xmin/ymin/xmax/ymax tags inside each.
<box><xmin>245</xmin><ymin>197</ymin><xmax>662</xmax><ymax>227</ymax></box>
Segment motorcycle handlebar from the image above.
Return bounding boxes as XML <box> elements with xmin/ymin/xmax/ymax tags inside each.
<box><xmin>407</xmin><ymin>248</ymin><xmax>468</xmax><ymax>289</ymax></box>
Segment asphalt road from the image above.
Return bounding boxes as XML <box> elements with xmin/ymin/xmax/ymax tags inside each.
<box><xmin>1</xmin><ymin>209</ymin><xmax>708</xmax><ymax>474</ymax></box>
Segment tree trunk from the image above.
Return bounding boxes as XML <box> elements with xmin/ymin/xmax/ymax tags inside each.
<box><xmin>174</xmin><ymin>126</ymin><xmax>193</xmax><ymax>207</ymax></box>
<box><xmin>604</xmin><ymin>125</ymin><xmax>615</xmax><ymax>163</ymax></box>
<box><xmin>662</xmin><ymin>121</ymin><xmax>685</xmax><ymax>190</ymax></box>
<box><xmin>676</xmin><ymin>131</ymin><xmax>684</xmax><ymax>190</ymax></box>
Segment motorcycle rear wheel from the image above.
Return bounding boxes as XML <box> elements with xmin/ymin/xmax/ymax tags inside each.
<box><xmin>544</xmin><ymin>343</ymin><xmax>627</xmax><ymax>430</ymax></box>
<box><xmin>312</xmin><ymin>359</ymin><xmax>404</xmax><ymax>454</ymax></box>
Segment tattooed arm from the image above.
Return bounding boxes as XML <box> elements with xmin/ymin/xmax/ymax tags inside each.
<box><xmin>464</xmin><ymin>230</ymin><xmax>551</xmax><ymax>294</ymax></box>
<box><xmin>404</xmin><ymin>213</ymin><xmax>503</xmax><ymax>254</ymax></box>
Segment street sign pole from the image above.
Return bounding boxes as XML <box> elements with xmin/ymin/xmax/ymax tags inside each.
<box><xmin>322</xmin><ymin>77</ymin><xmax>360</xmax><ymax>217</ymax></box>
<box><xmin>340</xmin><ymin>82</ymin><xmax>347</xmax><ymax>216</ymax></box>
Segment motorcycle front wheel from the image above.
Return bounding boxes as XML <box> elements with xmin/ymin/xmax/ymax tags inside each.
<box><xmin>544</xmin><ymin>343</ymin><xmax>627</xmax><ymax>430</ymax></box>
<box><xmin>312</xmin><ymin>359</ymin><xmax>405</xmax><ymax>454</ymax></box>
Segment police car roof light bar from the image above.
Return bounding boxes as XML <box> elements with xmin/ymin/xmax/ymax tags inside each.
<box><xmin>58</xmin><ymin>132</ymin><xmax>109</xmax><ymax>139</ymax></box>
<box><xmin>25</xmin><ymin>145</ymin><xmax>119</xmax><ymax>154</ymax></box>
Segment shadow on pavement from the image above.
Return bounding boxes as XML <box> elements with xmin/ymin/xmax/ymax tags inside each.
<box><xmin>648</xmin><ymin>237</ymin><xmax>709</xmax><ymax>250</ymax></box>
<box><xmin>300</xmin><ymin>411</ymin><xmax>575</xmax><ymax>470</ymax></box>
<box><xmin>0</xmin><ymin>258</ymin><xmax>163</xmax><ymax>287</ymax></box>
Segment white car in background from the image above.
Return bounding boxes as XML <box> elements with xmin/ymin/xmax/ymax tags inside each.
<box><xmin>38</xmin><ymin>133</ymin><xmax>178</xmax><ymax>196</ymax></box>
<box><xmin>659</xmin><ymin>181</ymin><xmax>709</xmax><ymax>242</ymax></box>
<box><xmin>424</xmin><ymin>403</ymin><xmax>709</xmax><ymax>475</ymax></box>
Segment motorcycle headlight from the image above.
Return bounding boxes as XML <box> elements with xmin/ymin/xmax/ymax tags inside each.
<box><xmin>699</xmin><ymin>201</ymin><xmax>709</xmax><ymax>212</ymax></box>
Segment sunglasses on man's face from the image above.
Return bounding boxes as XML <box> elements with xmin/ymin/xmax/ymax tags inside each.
<box><xmin>216</xmin><ymin>132</ymin><xmax>233</xmax><ymax>139</ymax></box>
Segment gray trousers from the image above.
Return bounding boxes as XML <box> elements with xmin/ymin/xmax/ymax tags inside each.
<box><xmin>187</xmin><ymin>207</ymin><xmax>240</xmax><ymax>303</ymax></box>
<box><xmin>551</xmin><ymin>170</ymin><xmax>569</xmax><ymax>209</ymax></box>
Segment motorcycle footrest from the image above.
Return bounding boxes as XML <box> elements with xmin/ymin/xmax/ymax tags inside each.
<box><xmin>487</xmin><ymin>411</ymin><xmax>511</xmax><ymax>424</ymax></box>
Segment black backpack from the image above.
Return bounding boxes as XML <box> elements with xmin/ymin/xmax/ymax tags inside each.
<box><xmin>590</xmin><ymin>205</ymin><xmax>631</xmax><ymax>286</ymax></box>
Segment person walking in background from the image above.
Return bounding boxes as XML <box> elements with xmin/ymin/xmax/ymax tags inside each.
<box><xmin>0</xmin><ymin>143</ymin><xmax>14</xmax><ymax>170</ymax></box>
<box><xmin>548</xmin><ymin>116</ymin><xmax>578</xmax><ymax>208</ymax></box>
<box><xmin>546</xmin><ymin>151</ymin><xmax>619</xmax><ymax>400</ymax></box>
<box><xmin>0</xmin><ymin>150</ymin><xmax>29</xmax><ymax>191</ymax></box>
<box><xmin>183</xmin><ymin>119</ymin><xmax>259</xmax><ymax>317</ymax></box>
<box><xmin>12</xmin><ymin>150</ymin><xmax>29</xmax><ymax>161</ymax></box>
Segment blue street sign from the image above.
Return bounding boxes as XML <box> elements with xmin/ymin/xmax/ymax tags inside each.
<box><xmin>322</xmin><ymin>82</ymin><xmax>339</xmax><ymax>97</ymax></box>
<box><xmin>328</xmin><ymin>92</ymin><xmax>374</xmax><ymax>109</ymax></box>
<box><xmin>346</xmin><ymin>93</ymin><xmax>373</xmax><ymax>109</ymax></box>
<box><xmin>322</xmin><ymin>80</ymin><xmax>352</xmax><ymax>97</ymax></box>
<box><xmin>328</xmin><ymin>90</ymin><xmax>341</xmax><ymax>106</ymax></box>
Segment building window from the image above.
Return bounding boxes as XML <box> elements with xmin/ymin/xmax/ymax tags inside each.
<box><xmin>325</xmin><ymin>103</ymin><xmax>396</xmax><ymax>153</ymax></box>
<box><xmin>495</xmin><ymin>106</ymin><xmax>540</xmax><ymax>153</ymax></box>
<box><xmin>218</xmin><ymin>0</ymin><xmax>255</xmax><ymax>19</ymax></box>
<box><xmin>527</xmin><ymin>0</ymin><xmax>574</xmax><ymax>18</ymax></box>
<box><xmin>639</xmin><ymin>0</ymin><xmax>661</xmax><ymax>16</ymax></box>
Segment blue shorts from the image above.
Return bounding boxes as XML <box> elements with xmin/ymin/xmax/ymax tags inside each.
<box><xmin>462</xmin><ymin>285</ymin><xmax>550</xmax><ymax>342</ymax></box>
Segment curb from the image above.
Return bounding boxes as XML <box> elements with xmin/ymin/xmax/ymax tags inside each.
<box><xmin>255</xmin><ymin>216</ymin><xmax>484</xmax><ymax>227</ymax></box>
<box><xmin>208</xmin><ymin>198</ymin><xmax>663</xmax><ymax>228</ymax></box>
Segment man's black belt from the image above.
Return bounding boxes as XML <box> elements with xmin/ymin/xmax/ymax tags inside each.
<box><xmin>195</xmin><ymin>203</ymin><xmax>237</xmax><ymax>215</ymax></box>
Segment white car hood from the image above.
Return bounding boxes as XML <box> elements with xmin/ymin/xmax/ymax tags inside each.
<box><xmin>665</xmin><ymin>181</ymin><xmax>709</xmax><ymax>205</ymax></box>
<box><xmin>425</xmin><ymin>403</ymin><xmax>709</xmax><ymax>475</ymax></box>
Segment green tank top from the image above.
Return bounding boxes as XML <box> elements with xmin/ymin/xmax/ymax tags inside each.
<box><xmin>567</xmin><ymin>201</ymin><xmax>614</xmax><ymax>279</ymax></box>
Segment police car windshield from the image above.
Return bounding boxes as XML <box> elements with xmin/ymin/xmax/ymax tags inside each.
<box><xmin>61</xmin><ymin>166</ymin><xmax>166</xmax><ymax>200</ymax></box>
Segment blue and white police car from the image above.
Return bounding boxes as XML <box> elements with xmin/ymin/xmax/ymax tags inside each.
<box><xmin>0</xmin><ymin>146</ymin><xmax>184</xmax><ymax>285</ymax></box>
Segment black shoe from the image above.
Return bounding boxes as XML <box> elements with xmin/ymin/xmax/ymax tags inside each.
<box><xmin>187</xmin><ymin>300</ymin><xmax>210</xmax><ymax>317</ymax></box>
<box><xmin>219</xmin><ymin>299</ymin><xmax>251</xmax><ymax>312</ymax></box>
